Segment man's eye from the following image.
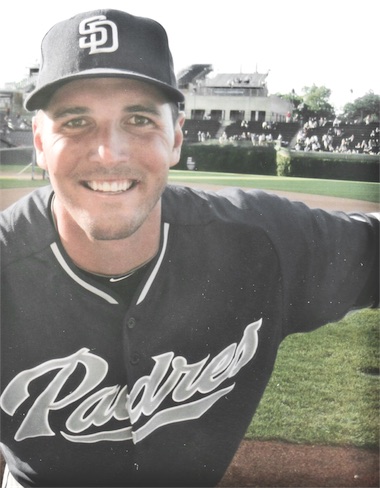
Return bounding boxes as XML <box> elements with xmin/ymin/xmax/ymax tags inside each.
<box><xmin>64</xmin><ymin>118</ymin><xmax>88</xmax><ymax>128</ymax></box>
<box><xmin>129</xmin><ymin>115</ymin><xmax>152</xmax><ymax>126</ymax></box>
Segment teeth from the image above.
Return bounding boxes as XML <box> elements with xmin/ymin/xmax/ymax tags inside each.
<box><xmin>87</xmin><ymin>180</ymin><xmax>134</xmax><ymax>192</ymax></box>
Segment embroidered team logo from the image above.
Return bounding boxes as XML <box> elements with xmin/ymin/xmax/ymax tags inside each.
<box><xmin>0</xmin><ymin>320</ymin><xmax>262</xmax><ymax>444</ymax></box>
<box><xmin>79</xmin><ymin>15</ymin><xmax>119</xmax><ymax>55</ymax></box>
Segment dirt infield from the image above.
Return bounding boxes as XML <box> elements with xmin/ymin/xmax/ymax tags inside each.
<box><xmin>0</xmin><ymin>185</ymin><xmax>379</xmax><ymax>487</ymax></box>
<box><xmin>218</xmin><ymin>440</ymin><xmax>379</xmax><ymax>487</ymax></box>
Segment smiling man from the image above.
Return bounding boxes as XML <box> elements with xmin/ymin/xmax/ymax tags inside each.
<box><xmin>33</xmin><ymin>77</ymin><xmax>184</xmax><ymax>276</ymax></box>
<box><xmin>0</xmin><ymin>9</ymin><xmax>379</xmax><ymax>488</ymax></box>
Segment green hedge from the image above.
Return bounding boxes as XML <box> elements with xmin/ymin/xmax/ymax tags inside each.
<box><xmin>177</xmin><ymin>143</ymin><xmax>277</xmax><ymax>175</ymax></box>
<box><xmin>176</xmin><ymin>144</ymin><xmax>379</xmax><ymax>182</ymax></box>
<box><xmin>278</xmin><ymin>149</ymin><xmax>379</xmax><ymax>182</ymax></box>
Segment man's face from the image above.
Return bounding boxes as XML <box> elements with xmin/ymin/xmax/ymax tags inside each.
<box><xmin>33</xmin><ymin>78</ymin><xmax>184</xmax><ymax>241</ymax></box>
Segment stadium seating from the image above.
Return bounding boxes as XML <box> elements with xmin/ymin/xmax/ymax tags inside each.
<box><xmin>183</xmin><ymin>119</ymin><xmax>221</xmax><ymax>142</ymax></box>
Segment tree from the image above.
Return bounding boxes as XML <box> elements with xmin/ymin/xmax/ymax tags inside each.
<box><xmin>301</xmin><ymin>85</ymin><xmax>335</xmax><ymax>119</ymax></box>
<box><xmin>275</xmin><ymin>85</ymin><xmax>335</xmax><ymax>121</ymax></box>
<box><xmin>275</xmin><ymin>90</ymin><xmax>311</xmax><ymax>122</ymax></box>
<box><xmin>342</xmin><ymin>91</ymin><xmax>380</xmax><ymax>123</ymax></box>
<box><xmin>275</xmin><ymin>90</ymin><xmax>303</xmax><ymax>108</ymax></box>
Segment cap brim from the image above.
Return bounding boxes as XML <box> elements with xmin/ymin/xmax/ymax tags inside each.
<box><xmin>25</xmin><ymin>68</ymin><xmax>184</xmax><ymax>111</ymax></box>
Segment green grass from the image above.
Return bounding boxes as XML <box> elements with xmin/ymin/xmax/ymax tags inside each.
<box><xmin>246</xmin><ymin>309</ymin><xmax>379</xmax><ymax>448</ymax></box>
<box><xmin>169</xmin><ymin>170</ymin><xmax>379</xmax><ymax>202</ymax></box>
<box><xmin>0</xmin><ymin>178</ymin><xmax>49</xmax><ymax>189</ymax></box>
<box><xmin>0</xmin><ymin>164</ymin><xmax>48</xmax><ymax>189</ymax></box>
<box><xmin>0</xmin><ymin>164</ymin><xmax>43</xmax><ymax>175</ymax></box>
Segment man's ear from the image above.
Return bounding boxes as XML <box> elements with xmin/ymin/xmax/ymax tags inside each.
<box><xmin>170</xmin><ymin>111</ymin><xmax>185</xmax><ymax>168</ymax></box>
<box><xmin>32</xmin><ymin>114</ymin><xmax>47</xmax><ymax>170</ymax></box>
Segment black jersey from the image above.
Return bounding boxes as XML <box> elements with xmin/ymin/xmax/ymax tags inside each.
<box><xmin>0</xmin><ymin>185</ymin><xmax>378</xmax><ymax>487</ymax></box>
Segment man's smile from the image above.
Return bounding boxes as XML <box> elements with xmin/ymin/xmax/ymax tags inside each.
<box><xmin>83</xmin><ymin>180</ymin><xmax>139</xmax><ymax>193</ymax></box>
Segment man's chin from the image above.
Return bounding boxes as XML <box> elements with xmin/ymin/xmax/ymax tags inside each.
<box><xmin>86</xmin><ymin>224</ymin><xmax>141</xmax><ymax>241</ymax></box>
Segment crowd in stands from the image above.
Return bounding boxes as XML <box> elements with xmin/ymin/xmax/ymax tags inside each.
<box><xmin>196</xmin><ymin>131</ymin><xmax>213</xmax><ymax>142</ymax></box>
<box><xmin>294</xmin><ymin>117</ymin><xmax>379</xmax><ymax>154</ymax></box>
<box><xmin>219</xmin><ymin>126</ymin><xmax>281</xmax><ymax>147</ymax></box>
<box><xmin>1</xmin><ymin>112</ymin><xmax>33</xmax><ymax>148</ymax></box>
<box><xmin>182</xmin><ymin>119</ymin><xmax>221</xmax><ymax>143</ymax></box>
<box><xmin>2</xmin><ymin>111</ymin><xmax>32</xmax><ymax>131</ymax></box>
<box><xmin>221</xmin><ymin>120</ymin><xmax>298</xmax><ymax>148</ymax></box>
<box><xmin>182</xmin><ymin>116</ymin><xmax>379</xmax><ymax>155</ymax></box>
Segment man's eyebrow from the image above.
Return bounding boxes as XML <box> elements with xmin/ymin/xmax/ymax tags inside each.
<box><xmin>50</xmin><ymin>104</ymin><xmax>161</xmax><ymax>119</ymax></box>
<box><xmin>124</xmin><ymin>104</ymin><xmax>161</xmax><ymax>116</ymax></box>
<box><xmin>50</xmin><ymin>106</ymin><xmax>89</xmax><ymax>119</ymax></box>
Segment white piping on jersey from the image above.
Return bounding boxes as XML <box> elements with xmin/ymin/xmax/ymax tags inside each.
<box><xmin>49</xmin><ymin>223</ymin><xmax>169</xmax><ymax>306</ymax></box>
<box><xmin>136</xmin><ymin>222</ymin><xmax>169</xmax><ymax>305</ymax></box>
<box><xmin>50</xmin><ymin>242</ymin><xmax>118</xmax><ymax>305</ymax></box>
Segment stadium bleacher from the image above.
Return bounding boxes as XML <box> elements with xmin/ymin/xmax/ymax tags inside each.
<box><xmin>296</xmin><ymin>121</ymin><xmax>379</xmax><ymax>153</ymax></box>
<box><xmin>177</xmin><ymin>65</ymin><xmax>213</xmax><ymax>89</ymax></box>
<box><xmin>224</xmin><ymin>121</ymin><xmax>300</xmax><ymax>147</ymax></box>
<box><xmin>183</xmin><ymin>119</ymin><xmax>222</xmax><ymax>142</ymax></box>
<box><xmin>1</xmin><ymin>129</ymin><xmax>33</xmax><ymax>148</ymax></box>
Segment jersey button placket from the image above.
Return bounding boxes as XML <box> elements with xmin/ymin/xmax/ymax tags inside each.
<box><xmin>130</xmin><ymin>352</ymin><xmax>141</xmax><ymax>365</ymax></box>
<box><xmin>125</xmin><ymin>316</ymin><xmax>140</xmax><ymax>365</ymax></box>
<box><xmin>127</xmin><ymin>317</ymin><xmax>136</xmax><ymax>329</ymax></box>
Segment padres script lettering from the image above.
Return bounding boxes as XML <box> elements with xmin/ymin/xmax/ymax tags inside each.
<box><xmin>1</xmin><ymin>320</ymin><xmax>262</xmax><ymax>444</ymax></box>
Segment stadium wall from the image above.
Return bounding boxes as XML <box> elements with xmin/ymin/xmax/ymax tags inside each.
<box><xmin>0</xmin><ymin>147</ymin><xmax>34</xmax><ymax>165</ymax></box>
<box><xmin>176</xmin><ymin>144</ymin><xmax>379</xmax><ymax>182</ymax></box>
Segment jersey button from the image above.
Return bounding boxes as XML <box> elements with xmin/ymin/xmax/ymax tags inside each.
<box><xmin>130</xmin><ymin>352</ymin><xmax>140</xmax><ymax>365</ymax></box>
<box><xmin>127</xmin><ymin>317</ymin><xmax>136</xmax><ymax>329</ymax></box>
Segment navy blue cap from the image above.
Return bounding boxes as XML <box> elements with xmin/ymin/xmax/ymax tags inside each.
<box><xmin>25</xmin><ymin>9</ymin><xmax>184</xmax><ymax>111</ymax></box>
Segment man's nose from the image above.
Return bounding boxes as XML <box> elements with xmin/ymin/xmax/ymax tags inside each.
<box><xmin>92</xmin><ymin>125</ymin><xmax>128</xmax><ymax>165</ymax></box>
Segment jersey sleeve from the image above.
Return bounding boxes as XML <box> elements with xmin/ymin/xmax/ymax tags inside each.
<box><xmin>192</xmin><ymin>187</ymin><xmax>379</xmax><ymax>335</ymax></box>
<box><xmin>260</xmin><ymin>195</ymin><xmax>379</xmax><ymax>335</ymax></box>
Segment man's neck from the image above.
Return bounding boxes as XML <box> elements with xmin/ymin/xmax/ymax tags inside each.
<box><xmin>52</xmin><ymin>200</ymin><xmax>161</xmax><ymax>277</ymax></box>
<box><xmin>64</xmin><ymin>231</ymin><xmax>160</xmax><ymax>277</ymax></box>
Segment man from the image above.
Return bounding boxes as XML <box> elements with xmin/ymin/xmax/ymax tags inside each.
<box><xmin>0</xmin><ymin>9</ymin><xmax>378</xmax><ymax>488</ymax></box>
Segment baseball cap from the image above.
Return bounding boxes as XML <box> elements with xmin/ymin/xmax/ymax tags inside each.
<box><xmin>25</xmin><ymin>9</ymin><xmax>184</xmax><ymax>111</ymax></box>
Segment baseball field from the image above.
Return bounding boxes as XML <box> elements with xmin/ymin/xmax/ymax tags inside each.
<box><xmin>0</xmin><ymin>165</ymin><xmax>379</xmax><ymax>487</ymax></box>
